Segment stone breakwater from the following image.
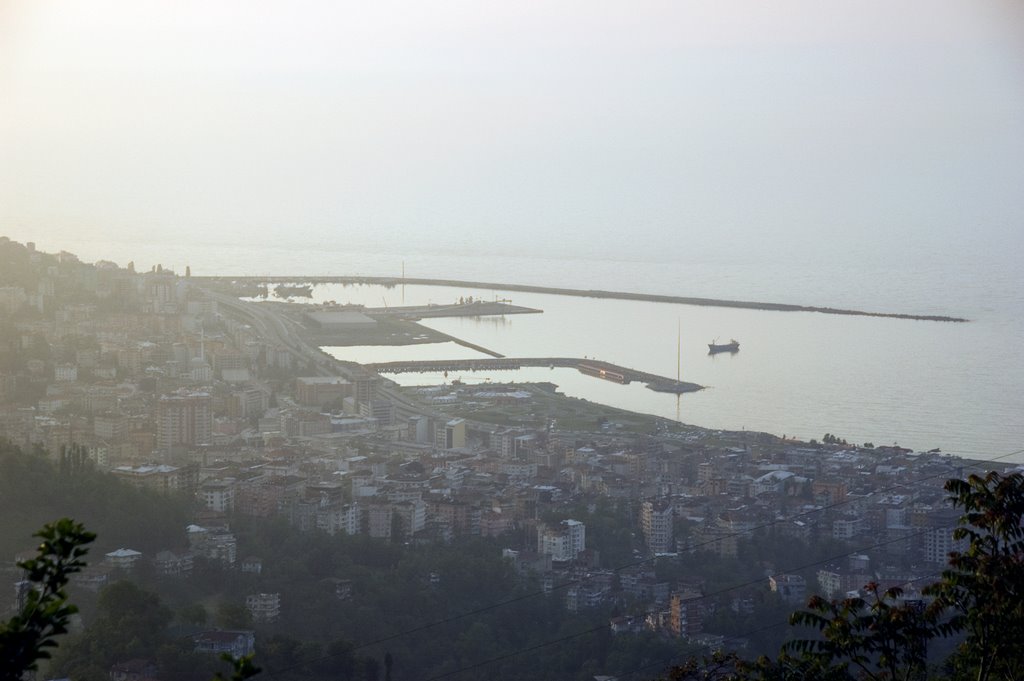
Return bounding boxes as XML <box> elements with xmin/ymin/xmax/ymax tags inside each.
<box><xmin>200</xmin><ymin>275</ymin><xmax>970</xmax><ymax>323</ymax></box>
<box><xmin>365</xmin><ymin>356</ymin><xmax>704</xmax><ymax>394</ymax></box>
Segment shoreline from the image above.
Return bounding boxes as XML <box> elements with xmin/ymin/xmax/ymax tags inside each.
<box><xmin>200</xmin><ymin>275</ymin><xmax>969</xmax><ymax>323</ymax></box>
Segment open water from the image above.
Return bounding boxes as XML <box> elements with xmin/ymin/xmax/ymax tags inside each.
<box><xmin>16</xmin><ymin>234</ymin><xmax>1024</xmax><ymax>463</ymax></box>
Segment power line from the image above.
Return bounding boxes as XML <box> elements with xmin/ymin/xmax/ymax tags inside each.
<box><xmin>262</xmin><ymin>447</ymin><xmax>1022</xmax><ymax>676</ymax></box>
<box><xmin>266</xmin><ymin>514</ymin><xmax>956</xmax><ymax>680</ymax></box>
<box><xmin>613</xmin><ymin>620</ymin><xmax>794</xmax><ymax>681</ymax></box>
<box><xmin>612</xmin><ymin>571</ymin><xmax>946</xmax><ymax>681</ymax></box>
<box><xmin>414</xmin><ymin>528</ymin><xmax>949</xmax><ymax>681</ymax></box>
<box><xmin>261</xmin><ymin>447</ymin><xmax>1022</xmax><ymax>677</ymax></box>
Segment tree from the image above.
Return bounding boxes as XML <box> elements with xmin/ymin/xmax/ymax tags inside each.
<box><xmin>217</xmin><ymin>599</ymin><xmax>255</xmax><ymax>629</ymax></box>
<box><xmin>657</xmin><ymin>471</ymin><xmax>1024</xmax><ymax>681</ymax></box>
<box><xmin>213</xmin><ymin>653</ymin><xmax>261</xmax><ymax>681</ymax></box>
<box><xmin>925</xmin><ymin>471</ymin><xmax>1024</xmax><ymax>681</ymax></box>
<box><xmin>51</xmin><ymin>575</ymin><xmax>175</xmax><ymax>676</ymax></box>
<box><xmin>784</xmin><ymin>583</ymin><xmax>931</xmax><ymax>681</ymax></box>
<box><xmin>0</xmin><ymin>518</ymin><xmax>95</xmax><ymax>681</ymax></box>
<box><xmin>181</xmin><ymin>602</ymin><xmax>210</xmax><ymax>626</ymax></box>
<box><xmin>1</xmin><ymin>518</ymin><xmax>262</xmax><ymax>681</ymax></box>
<box><xmin>97</xmin><ymin>580</ymin><xmax>174</xmax><ymax>646</ymax></box>
<box><xmin>360</xmin><ymin>656</ymin><xmax>381</xmax><ymax>681</ymax></box>
<box><xmin>314</xmin><ymin>639</ymin><xmax>357</xmax><ymax>678</ymax></box>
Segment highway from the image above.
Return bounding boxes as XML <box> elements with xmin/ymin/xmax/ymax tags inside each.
<box><xmin>205</xmin><ymin>289</ymin><xmax>440</xmax><ymax>421</ymax></box>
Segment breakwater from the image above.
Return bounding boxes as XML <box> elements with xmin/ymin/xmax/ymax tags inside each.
<box><xmin>362</xmin><ymin>300</ymin><xmax>543</xmax><ymax>319</ymax></box>
<box><xmin>198</xmin><ymin>275</ymin><xmax>969</xmax><ymax>323</ymax></box>
<box><xmin>365</xmin><ymin>357</ymin><xmax>704</xmax><ymax>394</ymax></box>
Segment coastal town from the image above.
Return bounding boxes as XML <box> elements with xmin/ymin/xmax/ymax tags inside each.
<box><xmin>0</xmin><ymin>238</ymin><xmax>998</xmax><ymax>667</ymax></box>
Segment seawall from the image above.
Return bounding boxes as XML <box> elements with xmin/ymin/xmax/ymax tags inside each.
<box><xmin>197</xmin><ymin>275</ymin><xmax>969</xmax><ymax>323</ymax></box>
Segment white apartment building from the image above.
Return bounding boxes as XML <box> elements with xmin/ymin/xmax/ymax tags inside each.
<box><xmin>317</xmin><ymin>504</ymin><xmax>362</xmax><ymax>536</ymax></box>
<box><xmin>538</xmin><ymin>519</ymin><xmax>586</xmax><ymax>562</ymax></box>
<box><xmin>55</xmin><ymin>364</ymin><xmax>78</xmax><ymax>382</ymax></box>
<box><xmin>200</xmin><ymin>478</ymin><xmax>236</xmax><ymax>513</ymax></box>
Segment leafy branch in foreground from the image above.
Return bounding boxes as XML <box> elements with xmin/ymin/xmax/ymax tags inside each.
<box><xmin>924</xmin><ymin>471</ymin><xmax>1024</xmax><ymax>681</ymax></box>
<box><xmin>212</xmin><ymin>653</ymin><xmax>262</xmax><ymax>681</ymax></box>
<box><xmin>784</xmin><ymin>583</ymin><xmax>931</xmax><ymax>681</ymax></box>
<box><xmin>0</xmin><ymin>518</ymin><xmax>96</xmax><ymax>681</ymax></box>
<box><xmin>657</xmin><ymin>471</ymin><xmax>1024</xmax><ymax>681</ymax></box>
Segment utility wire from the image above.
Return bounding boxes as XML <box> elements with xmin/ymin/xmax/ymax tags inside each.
<box><xmin>261</xmin><ymin>447</ymin><xmax>1023</xmax><ymax>678</ymax></box>
<box><xmin>612</xmin><ymin>571</ymin><xmax>946</xmax><ymax>681</ymax></box>
<box><xmin>268</xmin><ymin>516</ymin><xmax>954</xmax><ymax>680</ymax></box>
<box><xmin>414</xmin><ymin>527</ymin><xmax>947</xmax><ymax>681</ymax></box>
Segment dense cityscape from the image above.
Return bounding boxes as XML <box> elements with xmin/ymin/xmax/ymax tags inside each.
<box><xmin>3</xmin><ymin>236</ymin><xmax>1014</xmax><ymax>680</ymax></box>
<box><xmin>3</xmin><ymin>0</ymin><xmax>1022</xmax><ymax>676</ymax></box>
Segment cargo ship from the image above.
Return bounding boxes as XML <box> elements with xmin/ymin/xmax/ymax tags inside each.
<box><xmin>708</xmin><ymin>339</ymin><xmax>740</xmax><ymax>354</ymax></box>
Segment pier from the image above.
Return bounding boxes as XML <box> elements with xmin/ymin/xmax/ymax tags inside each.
<box><xmin>364</xmin><ymin>357</ymin><xmax>703</xmax><ymax>394</ymax></box>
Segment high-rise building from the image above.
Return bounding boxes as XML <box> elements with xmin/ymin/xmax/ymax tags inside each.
<box><xmin>359</xmin><ymin>399</ymin><xmax>395</xmax><ymax>425</ymax></box>
<box><xmin>157</xmin><ymin>391</ymin><xmax>212</xmax><ymax>450</ymax></box>
<box><xmin>670</xmin><ymin>590</ymin><xmax>703</xmax><ymax>638</ymax></box>
<box><xmin>922</xmin><ymin>507</ymin><xmax>965</xmax><ymax>564</ymax></box>
<box><xmin>641</xmin><ymin>499</ymin><xmax>675</xmax><ymax>554</ymax></box>
<box><xmin>436</xmin><ymin>418</ymin><xmax>466</xmax><ymax>450</ymax></box>
<box><xmin>365</xmin><ymin>501</ymin><xmax>393</xmax><ymax>539</ymax></box>
<box><xmin>407</xmin><ymin>415</ymin><xmax>431</xmax><ymax>443</ymax></box>
<box><xmin>353</xmin><ymin>376</ymin><xmax>378</xmax><ymax>407</ymax></box>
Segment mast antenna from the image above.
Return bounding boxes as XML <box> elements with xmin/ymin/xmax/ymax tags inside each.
<box><xmin>676</xmin><ymin>318</ymin><xmax>683</xmax><ymax>422</ymax></box>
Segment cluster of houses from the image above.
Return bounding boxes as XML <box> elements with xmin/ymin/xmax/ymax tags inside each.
<box><xmin>174</xmin><ymin>426</ymin><xmax>985</xmax><ymax>648</ymax></box>
<box><xmin>1</xmin><ymin>239</ymin><xmax>1009</xmax><ymax>659</ymax></box>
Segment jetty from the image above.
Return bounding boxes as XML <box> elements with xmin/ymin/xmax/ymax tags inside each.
<box><xmin>198</xmin><ymin>275</ymin><xmax>969</xmax><ymax>323</ymax></box>
<box><xmin>361</xmin><ymin>300</ymin><xmax>542</xmax><ymax>319</ymax></box>
<box><xmin>365</xmin><ymin>357</ymin><xmax>703</xmax><ymax>394</ymax></box>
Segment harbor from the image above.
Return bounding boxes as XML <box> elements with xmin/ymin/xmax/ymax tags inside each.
<box><xmin>200</xmin><ymin>275</ymin><xmax>1018</xmax><ymax>456</ymax></box>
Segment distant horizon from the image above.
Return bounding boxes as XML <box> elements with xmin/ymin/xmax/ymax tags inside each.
<box><xmin>3</xmin><ymin>0</ymin><xmax>1023</xmax><ymax>278</ymax></box>
<box><xmin>4</xmin><ymin>231</ymin><xmax>1022</xmax><ymax>329</ymax></box>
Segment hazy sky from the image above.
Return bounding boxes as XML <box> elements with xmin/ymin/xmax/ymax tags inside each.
<box><xmin>2</xmin><ymin>0</ymin><xmax>1022</xmax><ymax>262</ymax></box>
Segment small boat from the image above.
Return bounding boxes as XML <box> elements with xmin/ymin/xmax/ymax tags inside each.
<box><xmin>708</xmin><ymin>339</ymin><xmax>740</xmax><ymax>354</ymax></box>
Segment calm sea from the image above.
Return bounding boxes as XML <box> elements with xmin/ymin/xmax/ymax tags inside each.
<box><xmin>17</xmin><ymin>234</ymin><xmax>1024</xmax><ymax>463</ymax></box>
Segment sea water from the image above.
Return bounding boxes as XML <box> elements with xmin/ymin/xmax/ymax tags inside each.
<box><xmin>14</xmin><ymin>231</ymin><xmax>1021</xmax><ymax>462</ymax></box>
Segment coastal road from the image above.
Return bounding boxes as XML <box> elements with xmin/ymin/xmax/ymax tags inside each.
<box><xmin>204</xmin><ymin>289</ymin><xmax>443</xmax><ymax>420</ymax></box>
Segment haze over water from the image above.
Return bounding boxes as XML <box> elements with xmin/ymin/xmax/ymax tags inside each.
<box><xmin>2</xmin><ymin>1</ymin><xmax>1023</xmax><ymax>458</ymax></box>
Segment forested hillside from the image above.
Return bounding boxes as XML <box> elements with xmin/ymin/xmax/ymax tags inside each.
<box><xmin>0</xmin><ymin>441</ymin><xmax>191</xmax><ymax>560</ymax></box>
